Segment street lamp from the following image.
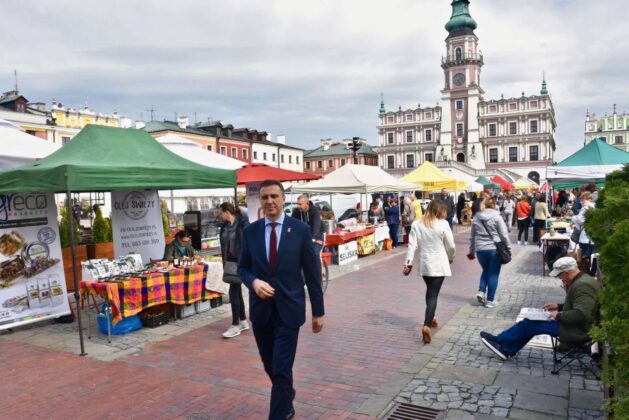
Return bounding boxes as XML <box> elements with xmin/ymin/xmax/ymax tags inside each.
<box><xmin>349</xmin><ymin>136</ymin><xmax>361</xmax><ymax>164</ymax></box>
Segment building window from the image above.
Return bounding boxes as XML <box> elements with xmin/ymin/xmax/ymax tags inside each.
<box><xmin>530</xmin><ymin>120</ymin><xmax>538</xmax><ymax>133</ymax></box>
<box><xmin>254</xmin><ymin>151</ymin><xmax>258</xmax><ymax>159</ymax></box>
<box><xmin>317</xmin><ymin>160</ymin><xmax>323</xmax><ymax>169</ymax></box>
<box><xmin>529</xmin><ymin>145</ymin><xmax>539</xmax><ymax>161</ymax></box>
<box><xmin>387</xmin><ymin>155</ymin><xmax>394</xmax><ymax>169</ymax></box>
<box><xmin>220</xmin><ymin>146</ymin><xmax>227</xmax><ymax>155</ymax></box>
<box><xmin>289</xmin><ymin>155</ymin><xmax>292</xmax><ymax>163</ymax></box>
<box><xmin>341</xmin><ymin>158</ymin><xmax>346</xmax><ymax>166</ymax></box>
<box><xmin>456</xmin><ymin>123</ymin><xmax>464</xmax><ymax>138</ymax></box>
<box><xmin>387</xmin><ymin>132</ymin><xmax>394</xmax><ymax>144</ymax></box>
<box><xmin>455</xmin><ymin>47</ymin><xmax>462</xmax><ymax>61</ymax></box>
<box><xmin>406</xmin><ymin>154</ymin><xmax>415</xmax><ymax>168</ymax></box>
<box><xmin>281</xmin><ymin>154</ymin><xmax>284</xmax><ymax>163</ymax></box>
<box><xmin>242</xmin><ymin>149</ymin><xmax>248</xmax><ymax>159</ymax></box>
<box><xmin>530</xmin><ymin>101</ymin><xmax>538</xmax><ymax>109</ymax></box>
<box><xmin>328</xmin><ymin>159</ymin><xmax>333</xmax><ymax>168</ymax></box>
<box><xmin>306</xmin><ymin>161</ymin><xmax>311</xmax><ymax>170</ymax></box>
<box><xmin>456</xmin><ymin>100</ymin><xmax>464</xmax><ymax>110</ymax></box>
<box><xmin>509</xmin><ymin>103</ymin><xmax>517</xmax><ymax>111</ymax></box>
<box><xmin>426</xmin><ymin>112</ymin><xmax>432</xmax><ymax>119</ymax></box>
<box><xmin>387</xmin><ymin>116</ymin><xmax>394</xmax><ymax>123</ymax></box>
<box><xmin>62</xmin><ymin>136</ymin><xmax>71</xmax><ymax>145</ymax></box>
<box><xmin>489</xmin><ymin>105</ymin><xmax>496</xmax><ymax>113</ymax></box>
<box><xmin>231</xmin><ymin>147</ymin><xmax>237</xmax><ymax>158</ymax></box>
<box><xmin>406</xmin><ymin>130</ymin><xmax>413</xmax><ymax>143</ymax></box>
<box><xmin>425</xmin><ymin>153</ymin><xmax>433</xmax><ymax>162</ymax></box>
<box><xmin>425</xmin><ymin>129</ymin><xmax>432</xmax><ymax>142</ymax></box>
<box><xmin>615</xmin><ymin>135</ymin><xmax>624</xmax><ymax>144</ymax></box>
<box><xmin>272</xmin><ymin>153</ymin><xmax>276</xmax><ymax>161</ymax></box>
<box><xmin>509</xmin><ymin>122</ymin><xmax>517</xmax><ymax>135</ymax></box>
<box><xmin>489</xmin><ymin>124</ymin><xmax>497</xmax><ymax>137</ymax></box>
<box><xmin>509</xmin><ymin>147</ymin><xmax>518</xmax><ymax>162</ymax></box>
<box><xmin>489</xmin><ymin>148</ymin><xmax>498</xmax><ymax>163</ymax></box>
<box><xmin>263</xmin><ymin>152</ymin><xmax>267</xmax><ymax>160</ymax></box>
<box><xmin>406</xmin><ymin>114</ymin><xmax>414</xmax><ymax>121</ymax></box>
<box><xmin>296</xmin><ymin>156</ymin><xmax>300</xmax><ymax>164</ymax></box>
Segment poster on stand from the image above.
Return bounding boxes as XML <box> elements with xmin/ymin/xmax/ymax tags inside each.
<box><xmin>0</xmin><ymin>192</ymin><xmax>70</xmax><ymax>330</ymax></box>
<box><xmin>245</xmin><ymin>182</ymin><xmax>262</xmax><ymax>223</ymax></box>
<box><xmin>111</xmin><ymin>190</ymin><xmax>165</xmax><ymax>264</ymax></box>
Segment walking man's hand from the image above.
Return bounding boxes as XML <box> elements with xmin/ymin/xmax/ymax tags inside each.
<box><xmin>252</xmin><ymin>279</ymin><xmax>275</xmax><ymax>299</ymax></box>
<box><xmin>312</xmin><ymin>316</ymin><xmax>324</xmax><ymax>333</ymax></box>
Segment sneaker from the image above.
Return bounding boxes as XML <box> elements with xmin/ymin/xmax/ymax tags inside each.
<box><xmin>485</xmin><ymin>300</ymin><xmax>499</xmax><ymax>308</ymax></box>
<box><xmin>480</xmin><ymin>332</ymin><xmax>508</xmax><ymax>361</ymax></box>
<box><xmin>222</xmin><ymin>325</ymin><xmax>241</xmax><ymax>338</ymax></box>
<box><xmin>238</xmin><ymin>320</ymin><xmax>250</xmax><ymax>331</ymax></box>
<box><xmin>517</xmin><ymin>241</ymin><xmax>521</xmax><ymax>245</ymax></box>
<box><xmin>480</xmin><ymin>331</ymin><xmax>498</xmax><ymax>341</ymax></box>
<box><xmin>524</xmin><ymin>241</ymin><xmax>528</xmax><ymax>245</ymax></box>
<box><xmin>475</xmin><ymin>292</ymin><xmax>486</xmax><ymax>305</ymax></box>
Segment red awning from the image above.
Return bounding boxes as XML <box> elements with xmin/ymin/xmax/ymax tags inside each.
<box><xmin>491</xmin><ymin>175</ymin><xmax>514</xmax><ymax>191</ymax></box>
<box><xmin>236</xmin><ymin>163</ymin><xmax>320</xmax><ymax>184</ymax></box>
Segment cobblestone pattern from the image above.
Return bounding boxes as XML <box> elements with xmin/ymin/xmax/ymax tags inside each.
<box><xmin>569</xmin><ymin>407</ymin><xmax>607</xmax><ymax>420</ymax></box>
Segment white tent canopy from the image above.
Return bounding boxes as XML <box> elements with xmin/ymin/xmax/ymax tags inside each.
<box><xmin>0</xmin><ymin>120</ymin><xmax>61</xmax><ymax>170</ymax></box>
<box><xmin>467</xmin><ymin>181</ymin><xmax>484</xmax><ymax>192</ymax></box>
<box><xmin>546</xmin><ymin>165</ymin><xmax>624</xmax><ymax>181</ymax></box>
<box><xmin>294</xmin><ymin>164</ymin><xmax>421</xmax><ymax>193</ymax></box>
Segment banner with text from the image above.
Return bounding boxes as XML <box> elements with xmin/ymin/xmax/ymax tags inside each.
<box><xmin>0</xmin><ymin>192</ymin><xmax>70</xmax><ymax>330</ymax></box>
<box><xmin>245</xmin><ymin>182</ymin><xmax>262</xmax><ymax>223</ymax></box>
<box><xmin>337</xmin><ymin>240</ymin><xmax>358</xmax><ymax>266</ymax></box>
<box><xmin>111</xmin><ymin>190</ymin><xmax>165</xmax><ymax>264</ymax></box>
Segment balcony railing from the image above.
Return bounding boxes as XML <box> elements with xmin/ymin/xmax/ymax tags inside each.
<box><xmin>441</xmin><ymin>53</ymin><xmax>483</xmax><ymax>67</ymax></box>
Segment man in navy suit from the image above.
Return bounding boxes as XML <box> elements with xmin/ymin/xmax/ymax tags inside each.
<box><xmin>239</xmin><ymin>179</ymin><xmax>325</xmax><ymax>419</ymax></box>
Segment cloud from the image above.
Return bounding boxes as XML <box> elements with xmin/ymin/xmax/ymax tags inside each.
<box><xmin>0</xmin><ymin>0</ymin><xmax>626</xmax><ymax>160</ymax></box>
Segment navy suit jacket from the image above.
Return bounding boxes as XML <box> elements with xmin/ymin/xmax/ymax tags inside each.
<box><xmin>238</xmin><ymin>215</ymin><xmax>325</xmax><ymax>328</ymax></box>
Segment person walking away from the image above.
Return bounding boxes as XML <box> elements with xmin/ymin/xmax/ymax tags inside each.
<box><xmin>456</xmin><ymin>192</ymin><xmax>466</xmax><ymax>225</ymax></box>
<box><xmin>403</xmin><ymin>200</ymin><xmax>455</xmax><ymax>343</ymax></box>
<box><xmin>467</xmin><ymin>198</ymin><xmax>511</xmax><ymax>308</ymax></box>
<box><xmin>572</xmin><ymin>191</ymin><xmax>596</xmax><ymax>267</ymax></box>
<box><xmin>219</xmin><ymin>203</ymin><xmax>250</xmax><ymax>338</ymax></box>
<box><xmin>385</xmin><ymin>198</ymin><xmax>401</xmax><ymax>248</ymax></box>
<box><xmin>402</xmin><ymin>194</ymin><xmax>416</xmax><ymax>236</ymax></box>
<box><xmin>533</xmin><ymin>193</ymin><xmax>551</xmax><ymax>245</ymax></box>
<box><xmin>291</xmin><ymin>194</ymin><xmax>324</xmax><ymax>256</ymax></box>
<box><xmin>238</xmin><ymin>179</ymin><xmax>324</xmax><ymax>419</ymax></box>
<box><xmin>412</xmin><ymin>194</ymin><xmax>423</xmax><ymax>221</ymax></box>
<box><xmin>439</xmin><ymin>188</ymin><xmax>456</xmax><ymax>229</ymax></box>
<box><xmin>515</xmin><ymin>196</ymin><xmax>531</xmax><ymax>245</ymax></box>
<box><xmin>502</xmin><ymin>195</ymin><xmax>515</xmax><ymax>232</ymax></box>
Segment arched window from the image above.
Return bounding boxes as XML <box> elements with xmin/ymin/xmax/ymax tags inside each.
<box><xmin>456</xmin><ymin>153</ymin><xmax>465</xmax><ymax>162</ymax></box>
<box><xmin>455</xmin><ymin>48</ymin><xmax>462</xmax><ymax>61</ymax></box>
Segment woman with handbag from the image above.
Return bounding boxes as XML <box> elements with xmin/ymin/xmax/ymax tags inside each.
<box><xmin>467</xmin><ymin>198</ymin><xmax>511</xmax><ymax>308</ymax></box>
<box><xmin>219</xmin><ymin>202</ymin><xmax>250</xmax><ymax>338</ymax></box>
<box><xmin>402</xmin><ymin>200</ymin><xmax>456</xmax><ymax>344</ymax></box>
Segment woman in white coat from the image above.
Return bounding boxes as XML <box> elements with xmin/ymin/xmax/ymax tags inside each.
<box><xmin>403</xmin><ymin>200</ymin><xmax>456</xmax><ymax>344</ymax></box>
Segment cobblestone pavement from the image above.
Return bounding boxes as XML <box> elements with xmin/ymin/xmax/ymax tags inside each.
<box><xmin>0</xmin><ymin>227</ymin><xmax>605</xmax><ymax>418</ymax></box>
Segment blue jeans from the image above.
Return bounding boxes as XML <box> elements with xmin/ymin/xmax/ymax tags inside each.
<box><xmin>476</xmin><ymin>249</ymin><xmax>502</xmax><ymax>302</ymax></box>
<box><xmin>579</xmin><ymin>242</ymin><xmax>596</xmax><ymax>258</ymax></box>
<box><xmin>495</xmin><ymin>319</ymin><xmax>559</xmax><ymax>356</ymax></box>
<box><xmin>389</xmin><ymin>224</ymin><xmax>399</xmax><ymax>247</ymax></box>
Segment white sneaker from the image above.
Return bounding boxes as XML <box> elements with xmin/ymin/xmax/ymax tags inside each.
<box><xmin>524</xmin><ymin>241</ymin><xmax>528</xmax><ymax>246</ymax></box>
<box><xmin>485</xmin><ymin>300</ymin><xmax>499</xmax><ymax>309</ymax></box>
<box><xmin>238</xmin><ymin>320</ymin><xmax>250</xmax><ymax>331</ymax></box>
<box><xmin>475</xmin><ymin>292</ymin><xmax>486</xmax><ymax>305</ymax></box>
<box><xmin>222</xmin><ymin>325</ymin><xmax>241</xmax><ymax>338</ymax></box>
<box><xmin>517</xmin><ymin>241</ymin><xmax>521</xmax><ymax>245</ymax></box>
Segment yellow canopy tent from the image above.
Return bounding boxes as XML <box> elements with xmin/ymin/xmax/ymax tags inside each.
<box><xmin>513</xmin><ymin>176</ymin><xmax>538</xmax><ymax>190</ymax></box>
<box><xmin>400</xmin><ymin>161</ymin><xmax>467</xmax><ymax>192</ymax></box>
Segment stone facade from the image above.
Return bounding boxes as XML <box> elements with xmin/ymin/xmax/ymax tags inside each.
<box><xmin>584</xmin><ymin>105</ymin><xmax>629</xmax><ymax>152</ymax></box>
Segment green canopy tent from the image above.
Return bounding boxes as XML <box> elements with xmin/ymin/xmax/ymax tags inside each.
<box><xmin>475</xmin><ymin>176</ymin><xmax>500</xmax><ymax>190</ymax></box>
<box><xmin>546</xmin><ymin>139</ymin><xmax>629</xmax><ymax>189</ymax></box>
<box><xmin>0</xmin><ymin>125</ymin><xmax>236</xmax><ymax>355</ymax></box>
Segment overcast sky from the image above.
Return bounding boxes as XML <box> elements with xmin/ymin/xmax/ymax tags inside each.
<box><xmin>1</xmin><ymin>0</ymin><xmax>627</xmax><ymax>160</ymax></box>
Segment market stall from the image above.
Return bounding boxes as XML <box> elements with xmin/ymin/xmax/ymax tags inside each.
<box><xmin>400</xmin><ymin>161</ymin><xmax>467</xmax><ymax>192</ymax></box>
<box><xmin>0</xmin><ymin>119</ymin><xmax>61</xmax><ymax>170</ymax></box>
<box><xmin>491</xmin><ymin>175</ymin><xmax>514</xmax><ymax>191</ymax></box>
<box><xmin>0</xmin><ymin>125</ymin><xmax>237</xmax><ymax>355</ymax></box>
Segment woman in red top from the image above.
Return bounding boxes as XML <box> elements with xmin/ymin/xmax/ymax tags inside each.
<box><xmin>515</xmin><ymin>196</ymin><xmax>532</xmax><ymax>244</ymax></box>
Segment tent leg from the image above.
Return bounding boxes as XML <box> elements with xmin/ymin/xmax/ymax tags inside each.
<box><xmin>67</xmin><ymin>191</ymin><xmax>87</xmax><ymax>356</ymax></box>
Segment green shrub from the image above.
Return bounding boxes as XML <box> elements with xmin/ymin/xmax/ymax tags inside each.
<box><xmin>59</xmin><ymin>206</ymin><xmax>81</xmax><ymax>248</ymax></box>
<box><xmin>586</xmin><ymin>164</ymin><xmax>629</xmax><ymax>417</ymax></box>
<box><xmin>91</xmin><ymin>205</ymin><xmax>112</xmax><ymax>243</ymax></box>
<box><xmin>161</xmin><ymin>200</ymin><xmax>170</xmax><ymax>238</ymax></box>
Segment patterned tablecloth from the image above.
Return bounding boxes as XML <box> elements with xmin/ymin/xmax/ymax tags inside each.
<box><xmin>81</xmin><ymin>264</ymin><xmax>219</xmax><ymax>324</ymax></box>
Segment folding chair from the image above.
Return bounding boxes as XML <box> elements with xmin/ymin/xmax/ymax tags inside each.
<box><xmin>550</xmin><ymin>336</ymin><xmax>600</xmax><ymax>375</ymax></box>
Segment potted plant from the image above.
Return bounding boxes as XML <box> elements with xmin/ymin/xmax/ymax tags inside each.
<box><xmin>87</xmin><ymin>205</ymin><xmax>114</xmax><ymax>260</ymax></box>
<box><xmin>59</xmin><ymin>206</ymin><xmax>88</xmax><ymax>292</ymax></box>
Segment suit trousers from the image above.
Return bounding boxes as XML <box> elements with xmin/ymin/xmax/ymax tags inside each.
<box><xmin>253</xmin><ymin>304</ymin><xmax>300</xmax><ymax>419</ymax></box>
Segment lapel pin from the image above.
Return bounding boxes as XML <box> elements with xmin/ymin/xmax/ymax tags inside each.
<box><xmin>287</xmin><ymin>228</ymin><xmax>291</xmax><ymax>233</ymax></box>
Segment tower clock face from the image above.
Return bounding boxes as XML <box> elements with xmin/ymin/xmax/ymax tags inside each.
<box><xmin>453</xmin><ymin>73</ymin><xmax>466</xmax><ymax>86</ymax></box>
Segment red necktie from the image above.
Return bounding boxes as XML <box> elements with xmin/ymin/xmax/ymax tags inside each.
<box><xmin>269</xmin><ymin>222</ymin><xmax>277</xmax><ymax>270</ymax></box>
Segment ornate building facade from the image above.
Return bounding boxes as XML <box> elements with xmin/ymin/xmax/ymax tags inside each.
<box><xmin>584</xmin><ymin>105</ymin><xmax>629</xmax><ymax>152</ymax></box>
<box><xmin>376</xmin><ymin>0</ymin><xmax>556</xmax><ymax>184</ymax></box>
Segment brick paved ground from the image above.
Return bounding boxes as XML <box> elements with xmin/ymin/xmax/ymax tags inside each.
<box><xmin>0</xmin><ymin>226</ymin><xmax>604</xmax><ymax>419</ymax></box>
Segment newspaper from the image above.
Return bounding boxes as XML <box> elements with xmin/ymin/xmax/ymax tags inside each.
<box><xmin>516</xmin><ymin>307</ymin><xmax>553</xmax><ymax>349</ymax></box>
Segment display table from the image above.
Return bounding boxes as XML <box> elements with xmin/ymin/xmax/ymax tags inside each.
<box><xmin>81</xmin><ymin>264</ymin><xmax>220</xmax><ymax>324</ymax></box>
<box><xmin>540</xmin><ymin>233</ymin><xmax>571</xmax><ymax>276</ymax></box>
<box><xmin>325</xmin><ymin>226</ymin><xmax>376</xmax><ymax>246</ymax></box>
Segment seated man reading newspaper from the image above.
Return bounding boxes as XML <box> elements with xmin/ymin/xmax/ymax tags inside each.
<box><xmin>479</xmin><ymin>257</ymin><xmax>600</xmax><ymax>360</ymax></box>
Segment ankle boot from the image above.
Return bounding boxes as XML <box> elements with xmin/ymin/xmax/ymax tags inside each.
<box><xmin>431</xmin><ymin>318</ymin><xmax>439</xmax><ymax>328</ymax></box>
<box><xmin>422</xmin><ymin>326</ymin><xmax>432</xmax><ymax>344</ymax></box>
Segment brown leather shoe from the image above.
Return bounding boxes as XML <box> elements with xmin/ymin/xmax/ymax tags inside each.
<box><xmin>431</xmin><ymin>318</ymin><xmax>439</xmax><ymax>328</ymax></box>
<box><xmin>422</xmin><ymin>326</ymin><xmax>432</xmax><ymax>344</ymax></box>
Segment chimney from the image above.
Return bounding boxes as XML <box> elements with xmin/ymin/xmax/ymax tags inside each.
<box><xmin>135</xmin><ymin>120</ymin><xmax>146</xmax><ymax>129</ymax></box>
<box><xmin>28</xmin><ymin>102</ymin><xmax>46</xmax><ymax>112</ymax></box>
<box><xmin>266</xmin><ymin>132</ymin><xmax>272</xmax><ymax>142</ymax></box>
<box><xmin>177</xmin><ymin>116</ymin><xmax>189</xmax><ymax>129</ymax></box>
<box><xmin>277</xmin><ymin>134</ymin><xmax>286</xmax><ymax>144</ymax></box>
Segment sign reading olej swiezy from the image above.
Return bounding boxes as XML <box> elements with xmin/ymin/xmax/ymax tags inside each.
<box><xmin>111</xmin><ymin>190</ymin><xmax>165</xmax><ymax>264</ymax></box>
<box><xmin>0</xmin><ymin>192</ymin><xmax>70</xmax><ymax>331</ymax></box>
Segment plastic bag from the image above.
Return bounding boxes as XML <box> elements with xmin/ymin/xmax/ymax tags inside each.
<box><xmin>97</xmin><ymin>304</ymin><xmax>142</xmax><ymax>335</ymax></box>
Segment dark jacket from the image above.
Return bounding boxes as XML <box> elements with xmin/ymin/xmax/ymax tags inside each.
<box><xmin>439</xmin><ymin>195</ymin><xmax>456</xmax><ymax>218</ymax></box>
<box><xmin>219</xmin><ymin>216</ymin><xmax>250</xmax><ymax>262</ymax></box>
<box><xmin>385</xmin><ymin>205</ymin><xmax>400</xmax><ymax>225</ymax></box>
<box><xmin>471</xmin><ymin>197</ymin><xmax>483</xmax><ymax>217</ymax></box>
<box><xmin>557</xmin><ymin>272</ymin><xmax>601</xmax><ymax>346</ymax></box>
<box><xmin>163</xmin><ymin>240</ymin><xmax>198</xmax><ymax>262</ymax></box>
<box><xmin>456</xmin><ymin>194</ymin><xmax>466</xmax><ymax>212</ymax></box>
<box><xmin>291</xmin><ymin>201</ymin><xmax>323</xmax><ymax>241</ymax></box>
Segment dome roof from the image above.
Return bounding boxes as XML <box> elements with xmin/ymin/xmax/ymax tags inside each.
<box><xmin>445</xmin><ymin>0</ymin><xmax>477</xmax><ymax>33</ymax></box>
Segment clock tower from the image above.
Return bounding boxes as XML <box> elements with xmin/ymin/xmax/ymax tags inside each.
<box><xmin>439</xmin><ymin>0</ymin><xmax>485</xmax><ymax>169</ymax></box>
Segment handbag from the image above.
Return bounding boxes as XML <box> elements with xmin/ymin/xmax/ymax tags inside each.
<box><xmin>480</xmin><ymin>219</ymin><xmax>511</xmax><ymax>265</ymax></box>
<box><xmin>222</xmin><ymin>260</ymin><xmax>241</xmax><ymax>284</ymax></box>
<box><xmin>570</xmin><ymin>227</ymin><xmax>582</xmax><ymax>244</ymax></box>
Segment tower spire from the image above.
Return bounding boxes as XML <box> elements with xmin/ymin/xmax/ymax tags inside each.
<box><xmin>445</xmin><ymin>0</ymin><xmax>477</xmax><ymax>34</ymax></box>
<box><xmin>540</xmin><ymin>73</ymin><xmax>548</xmax><ymax>96</ymax></box>
<box><xmin>379</xmin><ymin>93</ymin><xmax>386</xmax><ymax>114</ymax></box>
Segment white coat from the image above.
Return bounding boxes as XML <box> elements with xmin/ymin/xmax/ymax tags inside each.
<box><xmin>404</xmin><ymin>218</ymin><xmax>456</xmax><ymax>277</ymax></box>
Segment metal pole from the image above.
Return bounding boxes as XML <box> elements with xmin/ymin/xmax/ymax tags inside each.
<box><xmin>67</xmin><ymin>191</ymin><xmax>86</xmax><ymax>356</ymax></box>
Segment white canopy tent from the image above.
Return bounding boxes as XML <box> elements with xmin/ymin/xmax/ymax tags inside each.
<box><xmin>0</xmin><ymin>119</ymin><xmax>61</xmax><ymax>170</ymax></box>
<box><xmin>294</xmin><ymin>164</ymin><xmax>420</xmax><ymax>193</ymax></box>
<box><xmin>466</xmin><ymin>181</ymin><xmax>484</xmax><ymax>192</ymax></box>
